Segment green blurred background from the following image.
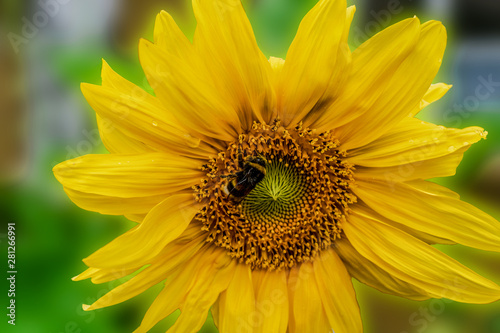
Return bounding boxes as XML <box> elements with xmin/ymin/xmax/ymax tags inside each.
<box><xmin>1</xmin><ymin>0</ymin><xmax>500</xmax><ymax>332</ymax></box>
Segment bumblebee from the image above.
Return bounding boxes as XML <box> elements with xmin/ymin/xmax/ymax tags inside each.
<box><xmin>222</xmin><ymin>152</ymin><xmax>267</xmax><ymax>203</ymax></box>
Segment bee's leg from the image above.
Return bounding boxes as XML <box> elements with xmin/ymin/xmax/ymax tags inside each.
<box><xmin>222</xmin><ymin>184</ymin><xmax>230</xmax><ymax>196</ymax></box>
<box><xmin>220</xmin><ymin>173</ymin><xmax>236</xmax><ymax>178</ymax></box>
<box><xmin>256</xmin><ymin>151</ymin><xmax>268</xmax><ymax>163</ymax></box>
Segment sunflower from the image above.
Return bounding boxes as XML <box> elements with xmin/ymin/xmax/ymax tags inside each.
<box><xmin>53</xmin><ymin>0</ymin><xmax>500</xmax><ymax>332</ymax></box>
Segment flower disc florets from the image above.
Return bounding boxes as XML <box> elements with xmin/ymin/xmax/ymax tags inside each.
<box><xmin>194</xmin><ymin>119</ymin><xmax>356</xmax><ymax>270</ymax></box>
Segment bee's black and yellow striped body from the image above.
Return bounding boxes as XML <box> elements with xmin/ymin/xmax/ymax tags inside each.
<box><xmin>222</xmin><ymin>156</ymin><xmax>267</xmax><ymax>203</ymax></box>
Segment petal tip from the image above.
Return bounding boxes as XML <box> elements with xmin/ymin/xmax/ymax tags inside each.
<box><xmin>100</xmin><ymin>59</ymin><xmax>112</xmax><ymax>76</ymax></box>
<box><xmin>80</xmin><ymin>82</ymin><xmax>96</xmax><ymax>95</ymax></box>
<box><xmin>52</xmin><ymin>162</ymin><xmax>61</xmax><ymax>174</ymax></box>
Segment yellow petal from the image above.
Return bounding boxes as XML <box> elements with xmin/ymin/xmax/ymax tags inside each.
<box><xmin>96</xmin><ymin>60</ymin><xmax>161</xmax><ymax>154</ymax></box>
<box><xmin>139</xmin><ymin>39</ymin><xmax>241</xmax><ymax>141</ymax></box>
<box><xmin>335</xmin><ymin>238</ymin><xmax>434</xmax><ymax>300</ymax></box>
<box><xmin>352</xmin><ymin>203</ymin><xmax>455</xmax><ymax>245</ymax></box>
<box><xmin>342</xmin><ymin>5</ymin><xmax>356</xmax><ymax>43</ymax></box>
<box><xmin>72</xmin><ymin>267</ymin><xmax>99</xmax><ymax>281</ymax></box>
<box><xmin>313</xmin><ymin>17</ymin><xmax>420</xmax><ymax>131</ymax></box>
<box><xmin>96</xmin><ymin>114</ymin><xmax>153</xmax><ymax>154</ymax></box>
<box><xmin>167</xmin><ymin>249</ymin><xmax>236</xmax><ymax>333</ymax></box>
<box><xmin>131</xmin><ymin>226</ymin><xmax>219</xmax><ymax>332</ymax></box>
<box><xmin>53</xmin><ymin>153</ymin><xmax>204</xmax><ymax>198</ymax></box>
<box><xmin>336</xmin><ymin>20</ymin><xmax>447</xmax><ymax>150</ymax></box>
<box><xmin>279</xmin><ymin>0</ymin><xmax>347</xmax><ymax>126</ymax></box>
<box><xmin>153</xmin><ymin>10</ymin><xmax>191</xmax><ymax>57</ymax></box>
<box><xmin>98</xmin><ymin>59</ymin><xmax>206</xmax><ymax>150</ymax></box>
<box><xmin>73</xmin><ymin>267</ymin><xmax>137</xmax><ymax>284</ymax></box>
<box><xmin>348</xmin><ymin>118</ymin><xmax>486</xmax><ymax>167</ymax></box>
<box><xmin>405</xmin><ymin>178</ymin><xmax>460</xmax><ymax>198</ymax></box>
<box><xmin>354</xmin><ymin>146</ymin><xmax>469</xmax><ymax>182</ymax></box>
<box><xmin>83</xmin><ymin>194</ymin><xmax>202</xmax><ymax>269</ymax></box>
<box><xmin>287</xmin><ymin>268</ymin><xmax>297</xmax><ymax>333</ymax></box>
<box><xmin>302</xmin><ymin>5</ymin><xmax>356</xmax><ymax>127</ymax></box>
<box><xmin>134</xmin><ymin>251</ymin><xmax>208</xmax><ymax>333</ymax></box>
<box><xmin>88</xmin><ymin>268</ymin><xmax>136</xmax><ymax>284</ymax></box>
<box><xmin>81</xmin><ymin>82</ymin><xmax>214</xmax><ymax>157</ymax></box>
<box><xmin>288</xmin><ymin>262</ymin><xmax>331</xmax><ymax>333</ymax></box>
<box><xmin>354</xmin><ymin>179</ymin><xmax>500</xmax><ymax>253</ymax></box>
<box><xmin>349</xmin><ymin>118</ymin><xmax>486</xmax><ymax>182</ymax></box>
<box><xmin>101</xmin><ymin>60</ymin><xmax>148</xmax><ymax>99</ymax></box>
<box><xmin>250</xmin><ymin>268</ymin><xmax>266</xmax><ymax>291</ymax></box>
<box><xmin>218</xmin><ymin>264</ymin><xmax>255</xmax><ymax>333</ymax></box>
<box><xmin>269</xmin><ymin>56</ymin><xmax>285</xmax><ymax>73</ymax></box>
<box><xmin>85</xmin><ymin>231</ymin><xmax>205</xmax><ymax>311</ymax></box>
<box><xmin>211</xmin><ymin>299</ymin><xmax>220</xmax><ymax>329</ymax></box>
<box><xmin>61</xmin><ymin>188</ymin><xmax>166</xmax><ymax>216</ymax></box>
<box><xmin>314</xmin><ymin>249</ymin><xmax>362</xmax><ymax>333</ymax></box>
<box><xmin>148</xmin><ymin>13</ymin><xmax>230</xmax><ymax>146</ymax></box>
<box><xmin>269</xmin><ymin>56</ymin><xmax>285</xmax><ymax>91</ymax></box>
<box><xmin>124</xmin><ymin>213</ymin><xmax>147</xmax><ymax>223</ymax></box>
<box><xmin>252</xmin><ymin>269</ymin><xmax>289</xmax><ymax>333</ymax></box>
<box><xmin>192</xmin><ymin>0</ymin><xmax>276</xmax><ymax>126</ymax></box>
<box><xmin>411</xmin><ymin>82</ymin><xmax>452</xmax><ymax>116</ymax></box>
<box><xmin>344</xmin><ymin>212</ymin><xmax>500</xmax><ymax>303</ymax></box>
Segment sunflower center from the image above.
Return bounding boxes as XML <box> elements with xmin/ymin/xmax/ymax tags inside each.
<box><xmin>193</xmin><ymin>119</ymin><xmax>356</xmax><ymax>270</ymax></box>
<box><xmin>241</xmin><ymin>159</ymin><xmax>307</xmax><ymax>225</ymax></box>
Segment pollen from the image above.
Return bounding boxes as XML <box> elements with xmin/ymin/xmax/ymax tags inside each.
<box><xmin>193</xmin><ymin>119</ymin><xmax>356</xmax><ymax>270</ymax></box>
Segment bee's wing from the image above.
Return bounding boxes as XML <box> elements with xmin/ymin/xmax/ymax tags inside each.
<box><xmin>236</xmin><ymin>175</ymin><xmax>249</xmax><ymax>186</ymax></box>
<box><xmin>236</xmin><ymin>168</ymin><xmax>254</xmax><ymax>186</ymax></box>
